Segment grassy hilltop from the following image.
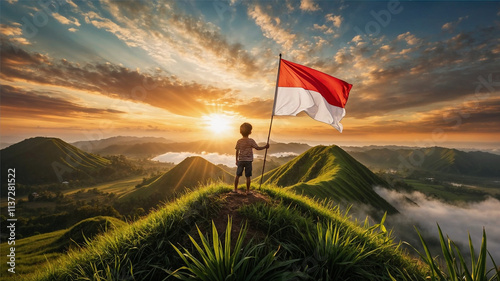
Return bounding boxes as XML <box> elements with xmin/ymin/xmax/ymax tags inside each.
<box><xmin>0</xmin><ymin>216</ymin><xmax>125</xmax><ymax>279</ymax></box>
<box><xmin>260</xmin><ymin>145</ymin><xmax>398</xmax><ymax>214</ymax></box>
<box><xmin>121</xmin><ymin>156</ymin><xmax>234</xmax><ymax>201</ymax></box>
<box><xmin>2</xmin><ymin>142</ymin><xmax>499</xmax><ymax>280</ymax></box>
<box><xmin>21</xmin><ymin>184</ymin><xmax>426</xmax><ymax>281</ymax></box>
<box><xmin>1</xmin><ymin>137</ymin><xmax>111</xmax><ymax>185</ymax></box>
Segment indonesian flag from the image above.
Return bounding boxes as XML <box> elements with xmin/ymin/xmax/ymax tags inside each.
<box><xmin>274</xmin><ymin>59</ymin><xmax>352</xmax><ymax>132</ymax></box>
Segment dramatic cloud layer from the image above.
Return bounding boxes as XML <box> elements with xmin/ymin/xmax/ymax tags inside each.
<box><xmin>0</xmin><ymin>0</ymin><xmax>499</xmax><ymax>144</ymax></box>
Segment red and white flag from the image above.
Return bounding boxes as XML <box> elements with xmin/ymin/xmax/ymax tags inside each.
<box><xmin>274</xmin><ymin>59</ymin><xmax>352</xmax><ymax>132</ymax></box>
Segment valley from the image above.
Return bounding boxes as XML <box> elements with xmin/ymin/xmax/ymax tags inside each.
<box><xmin>1</xmin><ymin>136</ymin><xmax>499</xmax><ymax>280</ymax></box>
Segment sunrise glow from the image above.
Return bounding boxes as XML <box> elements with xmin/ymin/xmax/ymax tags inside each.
<box><xmin>0</xmin><ymin>1</ymin><xmax>498</xmax><ymax>149</ymax></box>
<box><xmin>203</xmin><ymin>114</ymin><xmax>232</xmax><ymax>135</ymax></box>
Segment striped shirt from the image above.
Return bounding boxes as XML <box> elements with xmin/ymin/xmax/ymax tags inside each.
<box><xmin>235</xmin><ymin>138</ymin><xmax>259</xmax><ymax>161</ymax></box>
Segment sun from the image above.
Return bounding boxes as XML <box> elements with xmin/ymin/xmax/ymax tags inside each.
<box><xmin>203</xmin><ymin>113</ymin><xmax>232</xmax><ymax>134</ymax></box>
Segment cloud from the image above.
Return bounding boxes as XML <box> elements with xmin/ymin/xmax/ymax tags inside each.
<box><xmin>167</xmin><ymin>13</ymin><xmax>259</xmax><ymax>77</ymax></box>
<box><xmin>0</xmin><ymin>23</ymin><xmax>29</xmax><ymax>45</ymax></box>
<box><xmin>442</xmin><ymin>16</ymin><xmax>469</xmax><ymax>32</ymax></box>
<box><xmin>0</xmin><ymin>23</ymin><xmax>22</xmax><ymax>36</ymax></box>
<box><xmin>397</xmin><ymin>31</ymin><xmax>421</xmax><ymax>45</ymax></box>
<box><xmin>0</xmin><ymin>85</ymin><xmax>125</xmax><ymax>118</ymax></box>
<box><xmin>300</xmin><ymin>0</ymin><xmax>320</xmax><ymax>12</ymax></box>
<box><xmin>374</xmin><ymin>187</ymin><xmax>500</xmax><ymax>263</ymax></box>
<box><xmin>52</xmin><ymin>13</ymin><xmax>80</xmax><ymax>26</ymax></box>
<box><xmin>415</xmin><ymin>97</ymin><xmax>500</xmax><ymax>132</ymax></box>
<box><xmin>313</xmin><ymin>24</ymin><xmax>333</xmax><ymax>34</ymax></box>
<box><xmin>326</xmin><ymin>13</ymin><xmax>342</xmax><ymax>28</ymax></box>
<box><xmin>231</xmin><ymin>98</ymin><xmax>274</xmax><ymax>119</ymax></box>
<box><xmin>87</xmin><ymin>1</ymin><xmax>259</xmax><ymax>79</ymax></box>
<box><xmin>248</xmin><ymin>5</ymin><xmax>297</xmax><ymax>50</ymax></box>
<box><xmin>333</xmin><ymin>26</ymin><xmax>500</xmax><ymax>120</ymax></box>
<box><xmin>0</xmin><ymin>42</ymin><xmax>236</xmax><ymax>117</ymax></box>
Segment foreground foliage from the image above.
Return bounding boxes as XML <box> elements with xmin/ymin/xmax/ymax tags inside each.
<box><xmin>169</xmin><ymin>220</ymin><xmax>300</xmax><ymax>281</ymax></box>
<box><xmin>23</xmin><ymin>184</ymin><xmax>498</xmax><ymax>281</ymax></box>
<box><xmin>411</xmin><ymin>225</ymin><xmax>499</xmax><ymax>281</ymax></box>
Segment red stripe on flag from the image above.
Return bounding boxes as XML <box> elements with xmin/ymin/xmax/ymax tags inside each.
<box><xmin>278</xmin><ymin>59</ymin><xmax>352</xmax><ymax>108</ymax></box>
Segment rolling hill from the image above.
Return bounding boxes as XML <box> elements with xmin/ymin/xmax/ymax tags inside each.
<box><xmin>0</xmin><ymin>137</ymin><xmax>111</xmax><ymax>185</ymax></box>
<box><xmin>23</xmin><ymin>185</ymin><xmax>426</xmax><ymax>281</ymax></box>
<box><xmin>260</xmin><ymin>145</ymin><xmax>398</xmax><ymax>214</ymax></box>
<box><xmin>72</xmin><ymin>136</ymin><xmax>172</xmax><ymax>153</ymax></box>
<box><xmin>54</xmin><ymin>216</ymin><xmax>127</xmax><ymax>250</ymax></box>
<box><xmin>0</xmin><ymin>216</ymin><xmax>125</xmax><ymax>279</ymax></box>
<box><xmin>349</xmin><ymin>147</ymin><xmax>500</xmax><ymax>177</ymax></box>
<box><xmin>121</xmin><ymin>156</ymin><xmax>234</xmax><ymax>202</ymax></box>
<box><xmin>95</xmin><ymin>142</ymin><xmax>171</xmax><ymax>157</ymax></box>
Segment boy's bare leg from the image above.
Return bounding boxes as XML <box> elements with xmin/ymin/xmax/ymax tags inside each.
<box><xmin>246</xmin><ymin>177</ymin><xmax>251</xmax><ymax>194</ymax></box>
<box><xmin>234</xmin><ymin>176</ymin><xmax>240</xmax><ymax>192</ymax></box>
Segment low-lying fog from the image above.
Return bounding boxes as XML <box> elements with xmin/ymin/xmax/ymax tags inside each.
<box><xmin>374</xmin><ymin>187</ymin><xmax>500</xmax><ymax>264</ymax></box>
<box><xmin>152</xmin><ymin>151</ymin><xmax>298</xmax><ymax>167</ymax></box>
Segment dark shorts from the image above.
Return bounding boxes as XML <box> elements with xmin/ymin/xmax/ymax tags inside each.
<box><xmin>236</xmin><ymin>161</ymin><xmax>252</xmax><ymax>177</ymax></box>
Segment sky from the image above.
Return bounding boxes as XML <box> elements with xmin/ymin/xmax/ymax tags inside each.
<box><xmin>1</xmin><ymin>0</ymin><xmax>499</xmax><ymax>149</ymax></box>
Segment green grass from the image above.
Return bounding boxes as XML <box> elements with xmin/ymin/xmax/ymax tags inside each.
<box><xmin>258</xmin><ymin>145</ymin><xmax>398</xmax><ymax>214</ymax></box>
<box><xmin>0</xmin><ymin>217</ymin><xmax>126</xmax><ymax>280</ymax></box>
<box><xmin>20</xmin><ymin>183</ymin><xmax>427</xmax><ymax>281</ymax></box>
<box><xmin>0</xmin><ymin>175</ymin><xmax>143</xmax><ymax>209</ymax></box>
<box><xmin>404</xmin><ymin>179</ymin><xmax>490</xmax><ymax>202</ymax></box>
<box><xmin>0</xmin><ymin>229</ymin><xmax>66</xmax><ymax>280</ymax></box>
<box><xmin>169</xmin><ymin>220</ymin><xmax>300</xmax><ymax>281</ymax></box>
<box><xmin>409</xmin><ymin>225</ymin><xmax>499</xmax><ymax>281</ymax></box>
<box><xmin>120</xmin><ymin>156</ymin><xmax>234</xmax><ymax>202</ymax></box>
<box><xmin>1</xmin><ymin>137</ymin><xmax>111</xmax><ymax>186</ymax></box>
<box><xmin>13</xmin><ymin>182</ymin><xmax>499</xmax><ymax>281</ymax></box>
<box><xmin>65</xmin><ymin>175</ymin><xmax>143</xmax><ymax>199</ymax></box>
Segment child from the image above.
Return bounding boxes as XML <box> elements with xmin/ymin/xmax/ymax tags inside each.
<box><xmin>234</xmin><ymin>122</ymin><xmax>269</xmax><ymax>194</ymax></box>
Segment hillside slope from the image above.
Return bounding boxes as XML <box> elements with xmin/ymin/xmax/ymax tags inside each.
<box><xmin>121</xmin><ymin>156</ymin><xmax>234</xmax><ymax>202</ymax></box>
<box><xmin>25</xmin><ymin>184</ymin><xmax>425</xmax><ymax>281</ymax></box>
<box><xmin>0</xmin><ymin>137</ymin><xmax>111</xmax><ymax>185</ymax></box>
<box><xmin>72</xmin><ymin>136</ymin><xmax>171</xmax><ymax>153</ymax></box>
<box><xmin>260</xmin><ymin>145</ymin><xmax>398</xmax><ymax>214</ymax></box>
<box><xmin>350</xmin><ymin>147</ymin><xmax>500</xmax><ymax>177</ymax></box>
<box><xmin>0</xmin><ymin>216</ymin><xmax>125</xmax><ymax>280</ymax></box>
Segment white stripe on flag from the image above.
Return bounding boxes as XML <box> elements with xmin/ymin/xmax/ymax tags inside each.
<box><xmin>274</xmin><ymin>87</ymin><xmax>346</xmax><ymax>132</ymax></box>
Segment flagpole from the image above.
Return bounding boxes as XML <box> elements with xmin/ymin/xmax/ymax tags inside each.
<box><xmin>259</xmin><ymin>53</ymin><xmax>282</xmax><ymax>190</ymax></box>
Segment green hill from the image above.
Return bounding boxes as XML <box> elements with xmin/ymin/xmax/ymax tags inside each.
<box><xmin>22</xmin><ymin>184</ymin><xmax>426</xmax><ymax>281</ymax></box>
<box><xmin>259</xmin><ymin>145</ymin><xmax>398</xmax><ymax>214</ymax></box>
<box><xmin>0</xmin><ymin>216</ymin><xmax>125</xmax><ymax>280</ymax></box>
<box><xmin>54</xmin><ymin>216</ymin><xmax>127</xmax><ymax>251</ymax></box>
<box><xmin>350</xmin><ymin>147</ymin><xmax>500</xmax><ymax>177</ymax></box>
<box><xmin>97</xmin><ymin>142</ymin><xmax>171</xmax><ymax>157</ymax></box>
<box><xmin>72</xmin><ymin>136</ymin><xmax>172</xmax><ymax>153</ymax></box>
<box><xmin>0</xmin><ymin>137</ymin><xmax>111</xmax><ymax>185</ymax></box>
<box><xmin>121</xmin><ymin>156</ymin><xmax>234</xmax><ymax>202</ymax></box>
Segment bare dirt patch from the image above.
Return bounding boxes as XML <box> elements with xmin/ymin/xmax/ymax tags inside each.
<box><xmin>212</xmin><ymin>190</ymin><xmax>271</xmax><ymax>243</ymax></box>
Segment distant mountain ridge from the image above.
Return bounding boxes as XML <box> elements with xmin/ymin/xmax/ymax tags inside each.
<box><xmin>72</xmin><ymin>136</ymin><xmax>172</xmax><ymax>153</ymax></box>
<box><xmin>75</xmin><ymin>137</ymin><xmax>312</xmax><ymax>158</ymax></box>
<box><xmin>261</xmin><ymin>145</ymin><xmax>398</xmax><ymax>214</ymax></box>
<box><xmin>349</xmin><ymin>147</ymin><xmax>500</xmax><ymax>177</ymax></box>
<box><xmin>1</xmin><ymin>137</ymin><xmax>111</xmax><ymax>185</ymax></box>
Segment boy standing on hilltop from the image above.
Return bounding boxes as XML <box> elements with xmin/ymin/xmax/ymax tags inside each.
<box><xmin>234</xmin><ymin>123</ymin><xmax>269</xmax><ymax>195</ymax></box>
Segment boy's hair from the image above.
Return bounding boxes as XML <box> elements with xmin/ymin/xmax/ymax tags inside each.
<box><xmin>240</xmin><ymin>123</ymin><xmax>252</xmax><ymax>137</ymax></box>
